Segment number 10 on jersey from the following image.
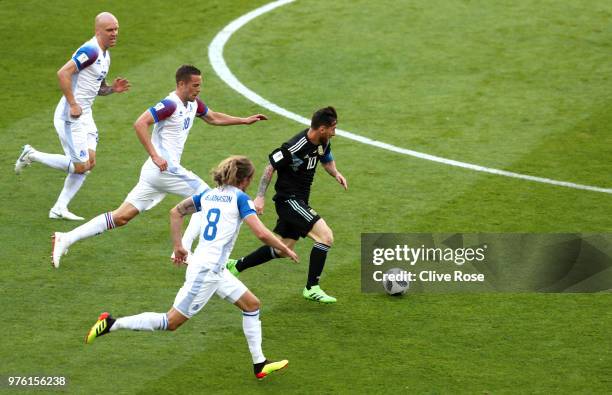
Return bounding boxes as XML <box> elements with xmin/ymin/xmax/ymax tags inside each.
<box><xmin>203</xmin><ymin>208</ymin><xmax>221</xmax><ymax>240</ymax></box>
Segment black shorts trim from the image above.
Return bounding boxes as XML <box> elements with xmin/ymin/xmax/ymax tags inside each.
<box><xmin>273</xmin><ymin>199</ymin><xmax>321</xmax><ymax>240</ymax></box>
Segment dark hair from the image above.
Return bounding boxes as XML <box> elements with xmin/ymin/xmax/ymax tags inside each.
<box><xmin>310</xmin><ymin>106</ymin><xmax>337</xmax><ymax>129</ymax></box>
<box><xmin>175</xmin><ymin>65</ymin><xmax>201</xmax><ymax>84</ymax></box>
<box><xmin>212</xmin><ymin>156</ymin><xmax>255</xmax><ymax>187</ymax></box>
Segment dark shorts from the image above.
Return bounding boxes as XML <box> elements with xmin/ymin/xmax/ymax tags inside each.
<box><xmin>273</xmin><ymin>198</ymin><xmax>321</xmax><ymax>240</ymax></box>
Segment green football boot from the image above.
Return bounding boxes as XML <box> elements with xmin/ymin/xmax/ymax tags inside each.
<box><xmin>302</xmin><ymin>285</ymin><xmax>337</xmax><ymax>304</ymax></box>
<box><xmin>255</xmin><ymin>359</ymin><xmax>289</xmax><ymax>380</ymax></box>
<box><xmin>226</xmin><ymin>259</ymin><xmax>240</xmax><ymax>277</ymax></box>
<box><xmin>85</xmin><ymin>312</ymin><xmax>115</xmax><ymax>344</ymax></box>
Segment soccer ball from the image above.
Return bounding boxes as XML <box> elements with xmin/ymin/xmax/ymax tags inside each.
<box><xmin>383</xmin><ymin>267</ymin><xmax>410</xmax><ymax>296</ymax></box>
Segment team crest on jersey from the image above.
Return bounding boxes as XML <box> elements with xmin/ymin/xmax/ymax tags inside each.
<box><xmin>79</xmin><ymin>150</ymin><xmax>87</xmax><ymax>158</ymax></box>
<box><xmin>318</xmin><ymin>146</ymin><xmax>324</xmax><ymax>156</ymax></box>
<box><xmin>290</xmin><ymin>154</ymin><xmax>303</xmax><ymax>171</ymax></box>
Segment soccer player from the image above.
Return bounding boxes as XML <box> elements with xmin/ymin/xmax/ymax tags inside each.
<box><xmin>225</xmin><ymin>106</ymin><xmax>347</xmax><ymax>303</ymax></box>
<box><xmin>85</xmin><ymin>156</ymin><xmax>297</xmax><ymax>380</ymax></box>
<box><xmin>51</xmin><ymin>65</ymin><xmax>267</xmax><ymax>268</ymax></box>
<box><xmin>15</xmin><ymin>12</ymin><xmax>130</xmax><ymax>220</ymax></box>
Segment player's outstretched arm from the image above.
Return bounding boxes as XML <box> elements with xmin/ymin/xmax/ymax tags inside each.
<box><xmin>254</xmin><ymin>164</ymin><xmax>276</xmax><ymax>215</ymax></box>
<box><xmin>201</xmin><ymin>110</ymin><xmax>268</xmax><ymax>126</ymax></box>
<box><xmin>244</xmin><ymin>215</ymin><xmax>298</xmax><ymax>263</ymax></box>
<box><xmin>134</xmin><ymin>110</ymin><xmax>167</xmax><ymax>171</ymax></box>
<box><xmin>169</xmin><ymin>197</ymin><xmax>197</xmax><ymax>265</ymax></box>
<box><xmin>322</xmin><ymin>161</ymin><xmax>348</xmax><ymax>190</ymax></box>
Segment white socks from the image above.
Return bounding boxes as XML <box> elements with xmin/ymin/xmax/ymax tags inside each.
<box><xmin>30</xmin><ymin>150</ymin><xmax>75</xmax><ymax>173</ymax></box>
<box><xmin>111</xmin><ymin>312</ymin><xmax>168</xmax><ymax>332</ymax></box>
<box><xmin>106</xmin><ymin>309</ymin><xmax>265</xmax><ymax>364</ymax></box>
<box><xmin>65</xmin><ymin>212</ymin><xmax>115</xmax><ymax>245</ymax></box>
<box><xmin>53</xmin><ymin>173</ymin><xmax>86</xmax><ymax>210</ymax></box>
<box><xmin>182</xmin><ymin>211</ymin><xmax>203</xmax><ymax>251</ymax></box>
<box><xmin>242</xmin><ymin>310</ymin><xmax>266</xmax><ymax>364</ymax></box>
<box><xmin>29</xmin><ymin>149</ymin><xmax>87</xmax><ymax>209</ymax></box>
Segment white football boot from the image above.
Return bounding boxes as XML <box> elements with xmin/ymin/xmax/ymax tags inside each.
<box><xmin>51</xmin><ymin>232</ymin><xmax>70</xmax><ymax>268</ymax></box>
<box><xmin>49</xmin><ymin>207</ymin><xmax>84</xmax><ymax>221</ymax></box>
<box><xmin>15</xmin><ymin>144</ymin><xmax>35</xmax><ymax>174</ymax></box>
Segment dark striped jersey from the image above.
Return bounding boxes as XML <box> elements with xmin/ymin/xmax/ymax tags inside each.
<box><xmin>268</xmin><ymin>129</ymin><xmax>333</xmax><ymax>202</ymax></box>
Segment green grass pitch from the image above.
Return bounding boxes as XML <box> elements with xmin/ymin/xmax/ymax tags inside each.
<box><xmin>1</xmin><ymin>0</ymin><xmax>610</xmax><ymax>393</ymax></box>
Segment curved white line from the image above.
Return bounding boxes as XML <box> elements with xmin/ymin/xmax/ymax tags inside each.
<box><xmin>208</xmin><ymin>0</ymin><xmax>612</xmax><ymax>194</ymax></box>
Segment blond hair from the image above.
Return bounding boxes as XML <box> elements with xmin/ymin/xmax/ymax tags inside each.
<box><xmin>211</xmin><ymin>156</ymin><xmax>255</xmax><ymax>187</ymax></box>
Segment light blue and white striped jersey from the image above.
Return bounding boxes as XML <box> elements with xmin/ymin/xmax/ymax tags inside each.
<box><xmin>56</xmin><ymin>36</ymin><xmax>111</xmax><ymax>120</ymax></box>
<box><xmin>191</xmin><ymin>185</ymin><xmax>256</xmax><ymax>271</ymax></box>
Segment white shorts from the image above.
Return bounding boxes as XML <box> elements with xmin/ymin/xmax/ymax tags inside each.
<box><xmin>125</xmin><ymin>161</ymin><xmax>209</xmax><ymax>212</ymax></box>
<box><xmin>54</xmin><ymin>112</ymin><xmax>98</xmax><ymax>163</ymax></box>
<box><xmin>173</xmin><ymin>265</ymin><xmax>248</xmax><ymax>318</ymax></box>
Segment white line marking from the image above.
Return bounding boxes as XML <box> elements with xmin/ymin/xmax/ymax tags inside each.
<box><xmin>208</xmin><ymin>0</ymin><xmax>612</xmax><ymax>194</ymax></box>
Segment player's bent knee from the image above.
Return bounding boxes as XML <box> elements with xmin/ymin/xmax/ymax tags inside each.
<box><xmin>166</xmin><ymin>309</ymin><xmax>188</xmax><ymax>331</ymax></box>
<box><xmin>240</xmin><ymin>293</ymin><xmax>261</xmax><ymax>312</ymax></box>
<box><xmin>246</xmin><ymin>296</ymin><xmax>261</xmax><ymax>312</ymax></box>
<box><xmin>112</xmin><ymin>211</ymin><xmax>137</xmax><ymax>227</ymax></box>
<box><xmin>167</xmin><ymin>319</ymin><xmax>185</xmax><ymax>331</ymax></box>
<box><xmin>311</xmin><ymin>220</ymin><xmax>334</xmax><ymax>246</ymax></box>
<box><xmin>112</xmin><ymin>215</ymin><xmax>131</xmax><ymax>227</ymax></box>
<box><xmin>112</xmin><ymin>204</ymin><xmax>139</xmax><ymax>227</ymax></box>
<box><xmin>325</xmin><ymin>233</ymin><xmax>334</xmax><ymax>247</ymax></box>
<box><xmin>320</xmin><ymin>229</ymin><xmax>334</xmax><ymax>247</ymax></box>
